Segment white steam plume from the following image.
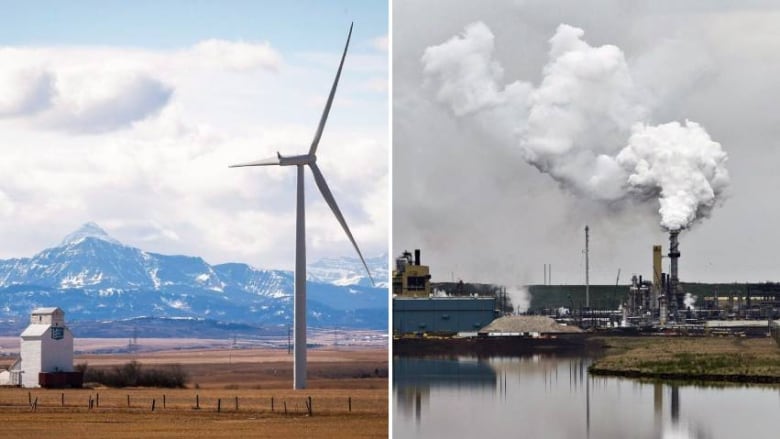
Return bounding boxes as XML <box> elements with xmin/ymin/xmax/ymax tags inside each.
<box><xmin>683</xmin><ymin>292</ymin><xmax>697</xmax><ymax>311</ymax></box>
<box><xmin>618</xmin><ymin>121</ymin><xmax>729</xmax><ymax>230</ymax></box>
<box><xmin>506</xmin><ymin>286</ymin><xmax>530</xmax><ymax>313</ymax></box>
<box><xmin>422</xmin><ymin>23</ymin><xmax>729</xmax><ymax>231</ymax></box>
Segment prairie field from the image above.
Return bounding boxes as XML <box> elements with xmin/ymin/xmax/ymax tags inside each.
<box><xmin>0</xmin><ymin>343</ymin><xmax>388</xmax><ymax>438</ymax></box>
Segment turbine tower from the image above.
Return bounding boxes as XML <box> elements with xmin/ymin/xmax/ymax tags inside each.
<box><xmin>229</xmin><ymin>23</ymin><xmax>373</xmax><ymax>390</ymax></box>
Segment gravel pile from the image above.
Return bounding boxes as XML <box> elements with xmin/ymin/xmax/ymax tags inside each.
<box><xmin>479</xmin><ymin>316</ymin><xmax>583</xmax><ymax>334</ymax></box>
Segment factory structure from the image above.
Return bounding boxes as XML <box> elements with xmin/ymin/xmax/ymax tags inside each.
<box><xmin>394</xmin><ymin>227</ymin><xmax>780</xmax><ymax>338</ymax></box>
<box><xmin>0</xmin><ymin>307</ymin><xmax>82</xmax><ymax>388</ymax></box>
<box><xmin>393</xmin><ymin>250</ymin><xmax>497</xmax><ymax>335</ymax></box>
<box><xmin>619</xmin><ymin>230</ymin><xmax>780</xmax><ymax>330</ymax></box>
<box><xmin>622</xmin><ymin>232</ymin><xmax>682</xmax><ymax>326</ymax></box>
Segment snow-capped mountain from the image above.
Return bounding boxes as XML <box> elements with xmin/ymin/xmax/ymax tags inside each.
<box><xmin>0</xmin><ymin>223</ymin><xmax>387</xmax><ymax>333</ymax></box>
<box><xmin>307</xmin><ymin>254</ymin><xmax>389</xmax><ymax>288</ymax></box>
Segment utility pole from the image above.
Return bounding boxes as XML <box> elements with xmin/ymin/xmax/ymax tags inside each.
<box><xmin>585</xmin><ymin>226</ymin><xmax>590</xmax><ymax>309</ymax></box>
<box><xmin>287</xmin><ymin>325</ymin><xmax>292</xmax><ymax>355</ymax></box>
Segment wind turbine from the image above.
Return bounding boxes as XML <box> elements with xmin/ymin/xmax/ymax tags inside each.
<box><xmin>229</xmin><ymin>22</ymin><xmax>373</xmax><ymax>390</ymax></box>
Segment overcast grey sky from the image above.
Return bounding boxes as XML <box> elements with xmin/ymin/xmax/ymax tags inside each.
<box><xmin>393</xmin><ymin>0</ymin><xmax>780</xmax><ymax>292</ymax></box>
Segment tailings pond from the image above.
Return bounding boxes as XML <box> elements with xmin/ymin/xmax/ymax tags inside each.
<box><xmin>393</xmin><ymin>355</ymin><xmax>780</xmax><ymax>438</ymax></box>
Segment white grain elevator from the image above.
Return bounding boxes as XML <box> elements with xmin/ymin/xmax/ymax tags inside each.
<box><xmin>13</xmin><ymin>307</ymin><xmax>76</xmax><ymax>388</ymax></box>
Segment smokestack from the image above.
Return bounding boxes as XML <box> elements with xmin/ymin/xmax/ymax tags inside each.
<box><xmin>414</xmin><ymin>249</ymin><xmax>421</xmax><ymax>266</ymax></box>
<box><xmin>668</xmin><ymin>231</ymin><xmax>681</xmax><ymax>310</ymax></box>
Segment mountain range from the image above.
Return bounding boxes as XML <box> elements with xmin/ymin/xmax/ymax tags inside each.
<box><xmin>0</xmin><ymin>223</ymin><xmax>388</xmax><ymax>336</ymax></box>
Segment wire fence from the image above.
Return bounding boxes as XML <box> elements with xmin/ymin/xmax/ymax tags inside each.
<box><xmin>0</xmin><ymin>388</ymin><xmax>383</xmax><ymax>417</ymax></box>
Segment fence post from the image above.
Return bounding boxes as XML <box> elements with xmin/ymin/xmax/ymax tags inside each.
<box><xmin>217</xmin><ymin>399</ymin><xmax>221</xmax><ymax>413</ymax></box>
<box><xmin>152</xmin><ymin>399</ymin><xmax>156</xmax><ymax>412</ymax></box>
<box><xmin>271</xmin><ymin>397</ymin><xmax>274</xmax><ymax>412</ymax></box>
<box><xmin>235</xmin><ymin>396</ymin><xmax>239</xmax><ymax>411</ymax></box>
<box><xmin>96</xmin><ymin>392</ymin><xmax>100</xmax><ymax>408</ymax></box>
<box><xmin>61</xmin><ymin>392</ymin><xmax>65</xmax><ymax>407</ymax></box>
<box><xmin>348</xmin><ymin>396</ymin><xmax>352</xmax><ymax>412</ymax></box>
<box><xmin>195</xmin><ymin>394</ymin><xmax>200</xmax><ymax>410</ymax></box>
<box><xmin>284</xmin><ymin>401</ymin><xmax>287</xmax><ymax>416</ymax></box>
<box><xmin>163</xmin><ymin>394</ymin><xmax>166</xmax><ymax>409</ymax></box>
<box><xmin>28</xmin><ymin>392</ymin><xmax>31</xmax><ymax>406</ymax></box>
<box><xmin>127</xmin><ymin>394</ymin><xmax>130</xmax><ymax>408</ymax></box>
<box><xmin>306</xmin><ymin>396</ymin><xmax>313</xmax><ymax>416</ymax></box>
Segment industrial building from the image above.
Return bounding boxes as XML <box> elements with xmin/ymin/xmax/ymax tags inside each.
<box><xmin>394</xmin><ymin>296</ymin><xmax>497</xmax><ymax>334</ymax></box>
<box><xmin>1</xmin><ymin>307</ymin><xmax>81</xmax><ymax>388</ymax></box>
<box><xmin>392</xmin><ymin>249</ymin><xmax>431</xmax><ymax>297</ymax></box>
<box><xmin>620</xmin><ymin>231</ymin><xmax>780</xmax><ymax>329</ymax></box>
<box><xmin>393</xmin><ymin>249</ymin><xmax>497</xmax><ymax>335</ymax></box>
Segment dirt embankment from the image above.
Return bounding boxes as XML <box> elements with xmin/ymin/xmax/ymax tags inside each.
<box><xmin>589</xmin><ymin>336</ymin><xmax>780</xmax><ymax>383</ymax></box>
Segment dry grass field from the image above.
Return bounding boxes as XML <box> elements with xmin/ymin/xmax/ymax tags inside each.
<box><xmin>589</xmin><ymin>336</ymin><xmax>780</xmax><ymax>382</ymax></box>
<box><xmin>0</xmin><ymin>345</ymin><xmax>388</xmax><ymax>438</ymax></box>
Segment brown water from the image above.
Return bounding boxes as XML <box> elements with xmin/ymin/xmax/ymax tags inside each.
<box><xmin>393</xmin><ymin>355</ymin><xmax>780</xmax><ymax>438</ymax></box>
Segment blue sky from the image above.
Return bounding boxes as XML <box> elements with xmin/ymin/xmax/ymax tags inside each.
<box><xmin>0</xmin><ymin>1</ymin><xmax>387</xmax><ymax>51</ymax></box>
<box><xmin>0</xmin><ymin>1</ymin><xmax>388</xmax><ymax>270</ymax></box>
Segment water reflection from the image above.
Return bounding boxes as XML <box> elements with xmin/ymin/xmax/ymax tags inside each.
<box><xmin>394</xmin><ymin>357</ymin><xmax>496</xmax><ymax>425</ymax></box>
<box><xmin>393</xmin><ymin>355</ymin><xmax>780</xmax><ymax>439</ymax></box>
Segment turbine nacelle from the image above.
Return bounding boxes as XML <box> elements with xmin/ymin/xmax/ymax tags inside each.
<box><xmin>228</xmin><ymin>152</ymin><xmax>315</xmax><ymax>168</ymax></box>
<box><xmin>279</xmin><ymin>153</ymin><xmax>315</xmax><ymax>166</ymax></box>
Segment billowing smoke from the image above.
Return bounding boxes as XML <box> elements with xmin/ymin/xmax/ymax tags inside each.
<box><xmin>618</xmin><ymin>121</ymin><xmax>729</xmax><ymax>231</ymax></box>
<box><xmin>422</xmin><ymin>23</ymin><xmax>729</xmax><ymax>231</ymax></box>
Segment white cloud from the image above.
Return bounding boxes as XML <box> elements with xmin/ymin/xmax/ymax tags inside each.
<box><xmin>0</xmin><ymin>39</ymin><xmax>284</xmax><ymax>133</ymax></box>
<box><xmin>0</xmin><ymin>62</ymin><xmax>54</xmax><ymax>116</ymax></box>
<box><xmin>46</xmin><ymin>72</ymin><xmax>172</xmax><ymax>132</ymax></box>
<box><xmin>185</xmin><ymin>39</ymin><xmax>282</xmax><ymax>71</ymax></box>
<box><xmin>372</xmin><ymin>35</ymin><xmax>389</xmax><ymax>52</ymax></box>
<box><xmin>0</xmin><ymin>37</ymin><xmax>386</xmax><ymax>270</ymax></box>
<box><xmin>0</xmin><ymin>190</ymin><xmax>14</xmax><ymax>217</ymax></box>
<box><xmin>360</xmin><ymin>76</ymin><xmax>388</xmax><ymax>93</ymax></box>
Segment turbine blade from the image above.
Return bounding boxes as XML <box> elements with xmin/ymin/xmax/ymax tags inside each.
<box><xmin>228</xmin><ymin>156</ymin><xmax>281</xmax><ymax>167</ymax></box>
<box><xmin>309</xmin><ymin>162</ymin><xmax>375</xmax><ymax>286</ymax></box>
<box><xmin>308</xmin><ymin>22</ymin><xmax>353</xmax><ymax>156</ymax></box>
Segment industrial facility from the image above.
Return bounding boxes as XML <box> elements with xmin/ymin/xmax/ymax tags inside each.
<box><xmin>394</xmin><ymin>228</ymin><xmax>780</xmax><ymax>340</ymax></box>
<box><xmin>0</xmin><ymin>307</ymin><xmax>82</xmax><ymax>388</ymax></box>
<box><xmin>393</xmin><ymin>250</ymin><xmax>497</xmax><ymax>335</ymax></box>
<box><xmin>619</xmin><ymin>231</ymin><xmax>780</xmax><ymax>331</ymax></box>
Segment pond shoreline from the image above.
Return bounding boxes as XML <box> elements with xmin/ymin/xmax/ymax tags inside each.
<box><xmin>589</xmin><ymin>366</ymin><xmax>780</xmax><ymax>383</ymax></box>
<box><xmin>393</xmin><ymin>333</ymin><xmax>597</xmax><ymax>357</ymax></box>
<box><xmin>588</xmin><ymin>336</ymin><xmax>780</xmax><ymax>384</ymax></box>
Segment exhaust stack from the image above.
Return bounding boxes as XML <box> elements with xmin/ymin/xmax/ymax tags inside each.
<box><xmin>668</xmin><ymin>230</ymin><xmax>682</xmax><ymax>311</ymax></box>
<box><xmin>652</xmin><ymin>245</ymin><xmax>662</xmax><ymax>311</ymax></box>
